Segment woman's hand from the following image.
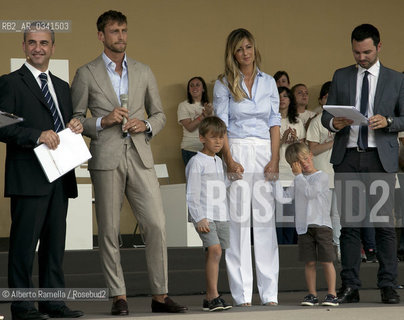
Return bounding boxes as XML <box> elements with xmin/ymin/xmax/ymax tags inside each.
<box><xmin>280</xmin><ymin>128</ymin><xmax>291</xmax><ymax>144</ymax></box>
<box><xmin>264</xmin><ymin>159</ymin><xmax>279</xmax><ymax>181</ymax></box>
<box><xmin>287</xmin><ymin>128</ymin><xmax>298</xmax><ymax>143</ymax></box>
<box><xmin>202</xmin><ymin>102</ymin><xmax>214</xmax><ymax>117</ymax></box>
<box><xmin>227</xmin><ymin>159</ymin><xmax>244</xmax><ymax>181</ymax></box>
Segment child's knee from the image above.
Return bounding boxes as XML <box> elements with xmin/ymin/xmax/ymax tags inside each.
<box><xmin>208</xmin><ymin>244</ymin><xmax>222</xmax><ymax>260</ymax></box>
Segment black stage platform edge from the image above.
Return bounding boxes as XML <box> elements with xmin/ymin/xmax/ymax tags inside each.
<box><xmin>1</xmin><ymin>246</ymin><xmax>403</xmax><ymax>296</ymax></box>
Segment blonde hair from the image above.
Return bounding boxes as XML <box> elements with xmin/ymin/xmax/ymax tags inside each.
<box><xmin>218</xmin><ymin>28</ymin><xmax>261</xmax><ymax>102</ymax></box>
<box><xmin>285</xmin><ymin>142</ymin><xmax>310</xmax><ymax>166</ymax></box>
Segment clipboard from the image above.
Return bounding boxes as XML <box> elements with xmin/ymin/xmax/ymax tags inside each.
<box><xmin>34</xmin><ymin>128</ymin><xmax>92</xmax><ymax>183</ymax></box>
<box><xmin>323</xmin><ymin>105</ymin><xmax>368</xmax><ymax>126</ymax></box>
<box><xmin>0</xmin><ymin>111</ymin><xmax>23</xmax><ymax>128</ymax></box>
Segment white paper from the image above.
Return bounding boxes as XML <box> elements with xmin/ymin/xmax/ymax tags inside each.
<box><xmin>34</xmin><ymin>128</ymin><xmax>92</xmax><ymax>183</ymax></box>
<box><xmin>323</xmin><ymin>105</ymin><xmax>368</xmax><ymax>126</ymax></box>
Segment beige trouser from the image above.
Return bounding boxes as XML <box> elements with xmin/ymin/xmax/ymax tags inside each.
<box><xmin>90</xmin><ymin>140</ymin><xmax>168</xmax><ymax>296</ymax></box>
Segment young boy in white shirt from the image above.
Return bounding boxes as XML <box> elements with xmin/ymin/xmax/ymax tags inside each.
<box><xmin>282</xmin><ymin>142</ymin><xmax>338</xmax><ymax>306</ymax></box>
<box><xmin>185</xmin><ymin>116</ymin><xmax>232</xmax><ymax>312</ymax></box>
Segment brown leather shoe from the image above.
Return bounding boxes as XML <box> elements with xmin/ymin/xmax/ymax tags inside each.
<box><xmin>111</xmin><ymin>299</ymin><xmax>129</xmax><ymax>316</ymax></box>
<box><xmin>151</xmin><ymin>297</ymin><xmax>188</xmax><ymax>313</ymax></box>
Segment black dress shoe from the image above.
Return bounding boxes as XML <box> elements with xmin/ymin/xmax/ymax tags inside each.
<box><xmin>111</xmin><ymin>299</ymin><xmax>129</xmax><ymax>316</ymax></box>
<box><xmin>39</xmin><ymin>306</ymin><xmax>83</xmax><ymax>318</ymax></box>
<box><xmin>151</xmin><ymin>297</ymin><xmax>188</xmax><ymax>313</ymax></box>
<box><xmin>337</xmin><ymin>286</ymin><xmax>360</xmax><ymax>303</ymax></box>
<box><xmin>381</xmin><ymin>286</ymin><xmax>400</xmax><ymax>304</ymax></box>
<box><xmin>12</xmin><ymin>309</ymin><xmax>49</xmax><ymax>320</ymax></box>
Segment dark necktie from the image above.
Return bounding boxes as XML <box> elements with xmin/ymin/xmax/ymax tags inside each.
<box><xmin>357</xmin><ymin>71</ymin><xmax>369</xmax><ymax>150</ymax></box>
<box><xmin>39</xmin><ymin>73</ymin><xmax>63</xmax><ymax>133</ymax></box>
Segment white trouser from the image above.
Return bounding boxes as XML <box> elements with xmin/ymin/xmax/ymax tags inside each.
<box><xmin>225</xmin><ymin>138</ymin><xmax>279</xmax><ymax>305</ymax></box>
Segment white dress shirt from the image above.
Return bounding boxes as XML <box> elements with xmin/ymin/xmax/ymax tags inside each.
<box><xmin>274</xmin><ymin>171</ymin><xmax>332</xmax><ymax>235</ymax></box>
<box><xmin>185</xmin><ymin>151</ymin><xmax>229</xmax><ymax>222</ymax></box>
<box><xmin>347</xmin><ymin>60</ymin><xmax>380</xmax><ymax>148</ymax></box>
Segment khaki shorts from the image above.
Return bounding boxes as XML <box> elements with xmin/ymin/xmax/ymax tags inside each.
<box><xmin>298</xmin><ymin>226</ymin><xmax>336</xmax><ymax>262</ymax></box>
<box><xmin>194</xmin><ymin>220</ymin><xmax>230</xmax><ymax>249</ymax></box>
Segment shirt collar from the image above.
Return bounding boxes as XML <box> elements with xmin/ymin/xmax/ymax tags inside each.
<box><xmin>358</xmin><ymin>59</ymin><xmax>380</xmax><ymax>77</ymax></box>
<box><xmin>102</xmin><ymin>52</ymin><xmax>127</xmax><ymax>72</ymax></box>
<box><xmin>197</xmin><ymin>151</ymin><xmax>218</xmax><ymax>160</ymax></box>
<box><xmin>240</xmin><ymin>67</ymin><xmax>263</xmax><ymax>79</ymax></box>
<box><xmin>24</xmin><ymin>61</ymin><xmax>49</xmax><ymax>80</ymax></box>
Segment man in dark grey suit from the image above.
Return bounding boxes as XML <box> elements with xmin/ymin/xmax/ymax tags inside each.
<box><xmin>322</xmin><ymin>24</ymin><xmax>404</xmax><ymax>304</ymax></box>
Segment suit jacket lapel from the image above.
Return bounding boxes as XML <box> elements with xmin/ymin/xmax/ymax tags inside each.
<box><xmin>19</xmin><ymin>65</ymin><xmax>49</xmax><ymax>111</ymax></box>
<box><xmin>348</xmin><ymin>66</ymin><xmax>357</xmax><ymax>106</ymax></box>
<box><xmin>88</xmin><ymin>55</ymin><xmax>120</xmax><ymax>108</ymax></box>
<box><xmin>127</xmin><ymin>58</ymin><xmax>140</xmax><ymax>111</ymax></box>
<box><xmin>374</xmin><ymin>64</ymin><xmax>386</xmax><ymax>114</ymax></box>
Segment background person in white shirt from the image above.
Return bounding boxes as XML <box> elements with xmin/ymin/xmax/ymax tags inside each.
<box><xmin>214</xmin><ymin>28</ymin><xmax>281</xmax><ymax>306</ymax></box>
<box><xmin>291</xmin><ymin>83</ymin><xmax>317</xmax><ymax>131</ymax></box>
<box><xmin>185</xmin><ymin>116</ymin><xmax>231</xmax><ymax>312</ymax></box>
<box><xmin>178</xmin><ymin>76</ymin><xmax>213</xmax><ymax>165</ymax></box>
<box><xmin>277</xmin><ymin>86</ymin><xmax>305</xmax><ymax>245</ymax></box>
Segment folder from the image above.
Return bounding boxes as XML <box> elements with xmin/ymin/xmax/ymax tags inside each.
<box><xmin>0</xmin><ymin>111</ymin><xmax>23</xmax><ymax>128</ymax></box>
<box><xmin>323</xmin><ymin>105</ymin><xmax>368</xmax><ymax>126</ymax></box>
<box><xmin>34</xmin><ymin>128</ymin><xmax>92</xmax><ymax>183</ymax></box>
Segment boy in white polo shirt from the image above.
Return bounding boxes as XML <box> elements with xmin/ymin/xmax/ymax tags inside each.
<box><xmin>185</xmin><ymin>116</ymin><xmax>232</xmax><ymax>312</ymax></box>
<box><xmin>281</xmin><ymin>142</ymin><xmax>338</xmax><ymax>307</ymax></box>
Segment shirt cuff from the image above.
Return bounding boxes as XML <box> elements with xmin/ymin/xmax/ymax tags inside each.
<box><xmin>144</xmin><ymin>120</ymin><xmax>152</xmax><ymax>134</ymax></box>
<box><xmin>329</xmin><ymin>118</ymin><xmax>338</xmax><ymax>132</ymax></box>
<box><xmin>96</xmin><ymin>117</ymin><xmax>104</xmax><ymax>131</ymax></box>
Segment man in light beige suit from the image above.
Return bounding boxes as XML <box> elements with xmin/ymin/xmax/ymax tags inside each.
<box><xmin>71</xmin><ymin>10</ymin><xmax>187</xmax><ymax>315</ymax></box>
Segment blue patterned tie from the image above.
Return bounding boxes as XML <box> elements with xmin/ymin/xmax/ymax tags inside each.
<box><xmin>39</xmin><ymin>73</ymin><xmax>63</xmax><ymax>133</ymax></box>
<box><xmin>357</xmin><ymin>71</ymin><xmax>369</xmax><ymax>150</ymax></box>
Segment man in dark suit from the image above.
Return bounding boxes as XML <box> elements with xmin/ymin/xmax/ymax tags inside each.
<box><xmin>322</xmin><ymin>24</ymin><xmax>404</xmax><ymax>304</ymax></box>
<box><xmin>0</xmin><ymin>25</ymin><xmax>84</xmax><ymax>320</ymax></box>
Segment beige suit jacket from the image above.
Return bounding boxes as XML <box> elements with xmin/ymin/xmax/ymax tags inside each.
<box><xmin>71</xmin><ymin>55</ymin><xmax>166</xmax><ymax>170</ymax></box>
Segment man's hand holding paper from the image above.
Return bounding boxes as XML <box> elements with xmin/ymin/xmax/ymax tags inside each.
<box><xmin>332</xmin><ymin>117</ymin><xmax>354</xmax><ymax>130</ymax></box>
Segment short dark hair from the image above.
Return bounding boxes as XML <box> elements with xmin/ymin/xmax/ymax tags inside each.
<box><xmin>319</xmin><ymin>81</ymin><xmax>331</xmax><ymax>100</ymax></box>
<box><xmin>274</xmin><ymin>70</ymin><xmax>290</xmax><ymax>84</ymax></box>
<box><xmin>187</xmin><ymin>76</ymin><xmax>209</xmax><ymax>104</ymax></box>
<box><xmin>351</xmin><ymin>24</ymin><xmax>380</xmax><ymax>46</ymax></box>
<box><xmin>199</xmin><ymin>116</ymin><xmax>227</xmax><ymax>137</ymax></box>
<box><xmin>97</xmin><ymin>10</ymin><xmax>127</xmax><ymax>32</ymax></box>
<box><xmin>23</xmin><ymin>21</ymin><xmax>55</xmax><ymax>44</ymax></box>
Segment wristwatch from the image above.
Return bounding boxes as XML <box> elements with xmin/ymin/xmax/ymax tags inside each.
<box><xmin>386</xmin><ymin>116</ymin><xmax>393</xmax><ymax>127</ymax></box>
<box><xmin>143</xmin><ymin>120</ymin><xmax>151</xmax><ymax>132</ymax></box>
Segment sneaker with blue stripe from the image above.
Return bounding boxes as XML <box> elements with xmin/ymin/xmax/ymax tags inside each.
<box><xmin>301</xmin><ymin>294</ymin><xmax>319</xmax><ymax>306</ymax></box>
<box><xmin>322</xmin><ymin>294</ymin><xmax>339</xmax><ymax>306</ymax></box>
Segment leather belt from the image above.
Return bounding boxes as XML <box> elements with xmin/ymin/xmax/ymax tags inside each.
<box><xmin>347</xmin><ymin>147</ymin><xmax>377</xmax><ymax>153</ymax></box>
